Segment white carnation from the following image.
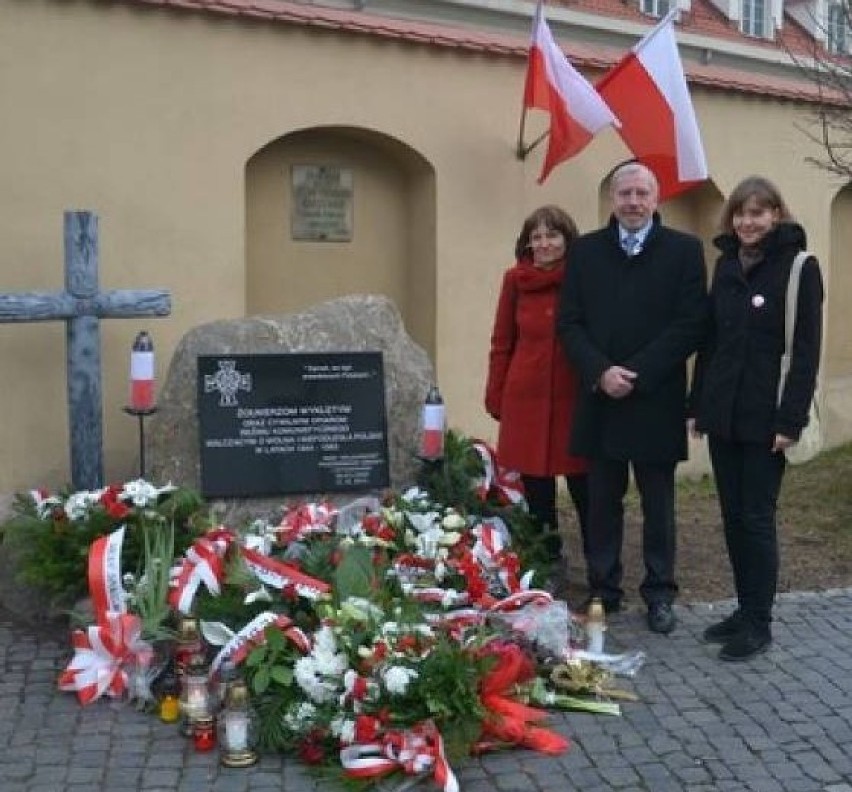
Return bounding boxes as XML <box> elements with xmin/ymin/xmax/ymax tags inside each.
<box><xmin>441</xmin><ymin>512</ymin><xmax>466</xmax><ymax>531</ymax></box>
<box><xmin>330</xmin><ymin>715</ymin><xmax>356</xmax><ymax>744</ymax></box>
<box><xmin>383</xmin><ymin>665</ymin><xmax>419</xmax><ymax>695</ymax></box>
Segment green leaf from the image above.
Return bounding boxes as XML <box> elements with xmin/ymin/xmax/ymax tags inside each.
<box><xmin>253</xmin><ymin>666</ymin><xmax>271</xmax><ymax>694</ymax></box>
<box><xmin>333</xmin><ymin>544</ymin><xmax>375</xmax><ymax>600</ymax></box>
<box><xmin>265</xmin><ymin>625</ymin><xmax>287</xmax><ymax>653</ymax></box>
<box><xmin>246</xmin><ymin>645</ymin><xmax>267</xmax><ymax>667</ymax></box>
<box><xmin>270</xmin><ymin>666</ymin><xmax>294</xmax><ymax>686</ymax></box>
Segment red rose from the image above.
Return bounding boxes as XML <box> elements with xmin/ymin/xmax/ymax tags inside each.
<box><xmin>297</xmin><ymin>732</ymin><xmax>327</xmax><ymax>765</ymax></box>
<box><xmin>105</xmin><ymin>501</ymin><xmax>131</xmax><ymax>520</ymax></box>
<box><xmin>354</xmin><ymin>714</ymin><xmax>379</xmax><ymax>743</ymax></box>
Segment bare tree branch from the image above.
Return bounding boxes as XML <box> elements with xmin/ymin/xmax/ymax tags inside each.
<box><xmin>786</xmin><ymin>1</ymin><xmax>852</xmax><ymax>178</ymax></box>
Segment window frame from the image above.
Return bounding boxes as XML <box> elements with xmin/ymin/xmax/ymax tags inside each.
<box><xmin>640</xmin><ymin>0</ymin><xmax>672</xmax><ymax>18</ymax></box>
<box><xmin>827</xmin><ymin>2</ymin><xmax>848</xmax><ymax>54</ymax></box>
<box><xmin>740</xmin><ymin>0</ymin><xmax>769</xmax><ymax>38</ymax></box>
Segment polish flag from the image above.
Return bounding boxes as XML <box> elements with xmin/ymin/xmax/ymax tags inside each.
<box><xmin>524</xmin><ymin>1</ymin><xmax>619</xmax><ymax>183</ymax></box>
<box><xmin>596</xmin><ymin>9</ymin><xmax>708</xmax><ymax>200</ymax></box>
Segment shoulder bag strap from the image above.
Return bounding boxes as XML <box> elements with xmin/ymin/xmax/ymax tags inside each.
<box><xmin>779</xmin><ymin>251</ymin><xmax>811</xmax><ymax>406</ymax></box>
<box><xmin>784</xmin><ymin>251</ymin><xmax>810</xmax><ymax>357</ymax></box>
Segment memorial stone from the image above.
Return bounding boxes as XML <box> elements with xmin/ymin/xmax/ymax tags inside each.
<box><xmin>148</xmin><ymin>295</ymin><xmax>433</xmax><ymax>525</ymax></box>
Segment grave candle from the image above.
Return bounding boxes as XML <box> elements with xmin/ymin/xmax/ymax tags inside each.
<box><xmin>129</xmin><ymin>330</ymin><xmax>155</xmax><ymax>411</ymax></box>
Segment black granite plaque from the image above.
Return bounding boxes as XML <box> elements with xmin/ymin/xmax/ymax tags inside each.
<box><xmin>198</xmin><ymin>352</ymin><xmax>389</xmax><ymax>497</ymax></box>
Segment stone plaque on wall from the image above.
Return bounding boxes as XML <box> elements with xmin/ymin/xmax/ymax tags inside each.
<box><xmin>291</xmin><ymin>164</ymin><xmax>353</xmax><ymax>242</ymax></box>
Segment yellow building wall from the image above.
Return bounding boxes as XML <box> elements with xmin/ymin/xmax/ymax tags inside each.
<box><xmin>0</xmin><ymin>0</ymin><xmax>848</xmax><ymax>492</ymax></box>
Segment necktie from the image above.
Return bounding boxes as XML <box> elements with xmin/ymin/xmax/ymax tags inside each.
<box><xmin>623</xmin><ymin>234</ymin><xmax>640</xmax><ymax>257</ymax></box>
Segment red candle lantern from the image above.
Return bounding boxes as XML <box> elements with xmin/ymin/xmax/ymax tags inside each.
<box><xmin>193</xmin><ymin>716</ymin><xmax>216</xmax><ymax>752</ymax></box>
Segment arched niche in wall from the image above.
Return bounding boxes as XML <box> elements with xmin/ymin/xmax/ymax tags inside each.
<box><xmin>826</xmin><ymin>183</ymin><xmax>852</xmax><ymax>380</ymax></box>
<box><xmin>245</xmin><ymin>126</ymin><xmax>437</xmax><ymax>359</ymax></box>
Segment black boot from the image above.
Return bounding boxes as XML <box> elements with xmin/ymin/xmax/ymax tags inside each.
<box><xmin>719</xmin><ymin>620</ymin><xmax>771</xmax><ymax>662</ymax></box>
<box><xmin>702</xmin><ymin>610</ymin><xmax>746</xmax><ymax>644</ymax></box>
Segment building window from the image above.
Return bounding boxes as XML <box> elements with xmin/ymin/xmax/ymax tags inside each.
<box><xmin>641</xmin><ymin>0</ymin><xmax>671</xmax><ymax>17</ymax></box>
<box><xmin>741</xmin><ymin>0</ymin><xmax>768</xmax><ymax>37</ymax></box>
<box><xmin>828</xmin><ymin>3</ymin><xmax>847</xmax><ymax>54</ymax></box>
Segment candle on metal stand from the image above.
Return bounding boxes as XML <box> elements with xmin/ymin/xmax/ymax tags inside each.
<box><xmin>419</xmin><ymin>384</ymin><xmax>445</xmax><ymax>460</ymax></box>
<box><xmin>129</xmin><ymin>330</ymin><xmax>155</xmax><ymax>411</ymax></box>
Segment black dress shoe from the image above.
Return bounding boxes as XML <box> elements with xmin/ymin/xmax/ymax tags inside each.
<box><xmin>719</xmin><ymin>627</ymin><xmax>771</xmax><ymax>662</ymax></box>
<box><xmin>702</xmin><ymin>610</ymin><xmax>746</xmax><ymax>644</ymax></box>
<box><xmin>647</xmin><ymin>602</ymin><xmax>676</xmax><ymax>634</ymax></box>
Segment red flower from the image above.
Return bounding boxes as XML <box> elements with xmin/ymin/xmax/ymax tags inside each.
<box><xmin>297</xmin><ymin>737</ymin><xmax>326</xmax><ymax>765</ymax></box>
<box><xmin>354</xmin><ymin>714</ymin><xmax>380</xmax><ymax>743</ymax></box>
<box><xmin>105</xmin><ymin>500</ymin><xmax>131</xmax><ymax>520</ymax></box>
<box><xmin>100</xmin><ymin>487</ymin><xmax>131</xmax><ymax>520</ymax></box>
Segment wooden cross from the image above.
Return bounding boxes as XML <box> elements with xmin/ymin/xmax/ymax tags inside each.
<box><xmin>0</xmin><ymin>211</ymin><xmax>171</xmax><ymax>490</ymax></box>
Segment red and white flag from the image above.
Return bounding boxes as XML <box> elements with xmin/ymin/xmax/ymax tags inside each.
<box><xmin>597</xmin><ymin>9</ymin><xmax>708</xmax><ymax>200</ymax></box>
<box><xmin>524</xmin><ymin>1</ymin><xmax>619</xmax><ymax>183</ymax></box>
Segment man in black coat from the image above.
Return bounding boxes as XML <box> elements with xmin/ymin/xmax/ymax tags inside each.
<box><xmin>557</xmin><ymin>162</ymin><xmax>708</xmax><ymax>633</ymax></box>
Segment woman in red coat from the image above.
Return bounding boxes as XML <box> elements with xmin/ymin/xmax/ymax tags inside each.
<box><xmin>485</xmin><ymin>205</ymin><xmax>589</xmax><ymax>585</ymax></box>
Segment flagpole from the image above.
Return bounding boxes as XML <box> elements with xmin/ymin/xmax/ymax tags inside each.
<box><xmin>635</xmin><ymin>7</ymin><xmax>679</xmax><ymax>53</ymax></box>
<box><xmin>519</xmin><ymin>128</ymin><xmax>549</xmax><ymax>159</ymax></box>
<box><xmin>516</xmin><ymin>103</ymin><xmax>529</xmax><ymax>159</ymax></box>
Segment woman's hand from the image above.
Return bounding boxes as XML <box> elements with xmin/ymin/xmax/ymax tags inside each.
<box><xmin>772</xmin><ymin>433</ymin><xmax>794</xmax><ymax>454</ymax></box>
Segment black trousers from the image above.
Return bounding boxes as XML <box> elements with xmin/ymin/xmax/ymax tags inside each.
<box><xmin>586</xmin><ymin>458</ymin><xmax>677</xmax><ymax>606</ymax></box>
<box><xmin>521</xmin><ymin>474</ymin><xmax>589</xmax><ymax>558</ymax></box>
<box><xmin>708</xmin><ymin>435</ymin><xmax>785</xmax><ymax>628</ymax></box>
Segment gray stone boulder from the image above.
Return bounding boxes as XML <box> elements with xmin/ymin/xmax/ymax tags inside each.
<box><xmin>148</xmin><ymin>295</ymin><xmax>434</xmax><ymax>525</ymax></box>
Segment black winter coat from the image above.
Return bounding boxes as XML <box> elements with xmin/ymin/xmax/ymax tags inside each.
<box><xmin>557</xmin><ymin>214</ymin><xmax>708</xmax><ymax>462</ymax></box>
<box><xmin>692</xmin><ymin>222</ymin><xmax>824</xmax><ymax>444</ymax></box>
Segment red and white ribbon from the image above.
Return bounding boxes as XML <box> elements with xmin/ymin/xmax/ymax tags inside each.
<box><xmin>341</xmin><ymin>721</ymin><xmax>459</xmax><ymax>792</ymax></box>
<box><xmin>58</xmin><ymin>612</ymin><xmax>150</xmax><ymax>705</ymax></box>
<box><xmin>472</xmin><ymin>522</ymin><xmax>505</xmax><ymax>569</ymax></box>
<box><xmin>489</xmin><ymin>589</ymin><xmax>554</xmax><ymax>613</ymax></box>
<box><xmin>169</xmin><ymin>529</ymin><xmax>234</xmax><ymax>614</ymax></box>
<box><xmin>276</xmin><ymin>501</ymin><xmax>337</xmax><ymax>544</ymax></box>
<box><xmin>210</xmin><ymin>611</ymin><xmax>311</xmax><ymax>676</ymax></box>
<box><xmin>424</xmin><ymin>607</ymin><xmax>486</xmax><ymax>640</ymax></box>
<box><xmin>471</xmin><ymin>441</ymin><xmax>525</xmax><ymax>505</ymax></box>
<box><xmin>241</xmin><ymin>547</ymin><xmax>331</xmax><ymax>599</ymax></box>
<box><xmin>401</xmin><ymin>585</ymin><xmax>470</xmax><ymax>609</ymax></box>
<box><xmin>88</xmin><ymin>527</ymin><xmax>127</xmax><ymax>624</ymax></box>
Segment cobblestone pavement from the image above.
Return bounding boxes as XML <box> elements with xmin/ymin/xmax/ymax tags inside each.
<box><xmin>3</xmin><ymin>589</ymin><xmax>852</xmax><ymax>792</ymax></box>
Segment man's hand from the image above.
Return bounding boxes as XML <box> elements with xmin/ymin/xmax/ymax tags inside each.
<box><xmin>599</xmin><ymin>366</ymin><xmax>637</xmax><ymax>399</ymax></box>
<box><xmin>772</xmin><ymin>433</ymin><xmax>794</xmax><ymax>454</ymax></box>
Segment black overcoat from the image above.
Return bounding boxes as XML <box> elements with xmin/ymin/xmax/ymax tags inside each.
<box><xmin>692</xmin><ymin>222</ymin><xmax>823</xmax><ymax>443</ymax></box>
<box><xmin>557</xmin><ymin>214</ymin><xmax>708</xmax><ymax>462</ymax></box>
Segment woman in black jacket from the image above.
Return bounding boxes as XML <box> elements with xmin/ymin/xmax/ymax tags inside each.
<box><xmin>690</xmin><ymin>176</ymin><xmax>824</xmax><ymax>661</ymax></box>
